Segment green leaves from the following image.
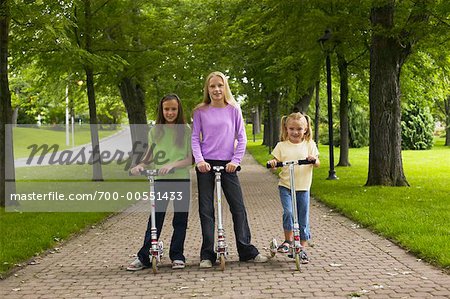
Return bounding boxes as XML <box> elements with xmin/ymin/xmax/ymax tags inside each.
<box><xmin>401</xmin><ymin>101</ymin><xmax>434</xmax><ymax>150</ymax></box>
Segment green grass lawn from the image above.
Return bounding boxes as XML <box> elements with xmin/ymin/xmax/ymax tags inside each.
<box><xmin>0</xmin><ymin>161</ymin><xmax>147</xmax><ymax>276</ymax></box>
<box><xmin>0</xmin><ymin>126</ymin><xmax>131</xmax><ymax>277</ymax></box>
<box><xmin>246</xmin><ymin>125</ymin><xmax>450</xmax><ymax>270</ymax></box>
<box><xmin>0</xmin><ymin>210</ymin><xmax>111</xmax><ymax>277</ymax></box>
<box><xmin>13</xmin><ymin>125</ymin><xmax>119</xmax><ymax>158</ymax></box>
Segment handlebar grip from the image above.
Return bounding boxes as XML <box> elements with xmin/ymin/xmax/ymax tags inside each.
<box><xmin>267</xmin><ymin>159</ymin><xmax>315</xmax><ymax>168</ymax></box>
<box><xmin>298</xmin><ymin>159</ymin><xmax>316</xmax><ymax>165</ymax></box>
<box><xmin>266</xmin><ymin>162</ymin><xmax>283</xmax><ymax>168</ymax></box>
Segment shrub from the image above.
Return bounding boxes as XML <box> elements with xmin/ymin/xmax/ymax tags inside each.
<box><xmin>322</xmin><ymin>100</ymin><xmax>369</xmax><ymax>148</ymax></box>
<box><xmin>401</xmin><ymin>101</ymin><xmax>434</xmax><ymax>150</ymax></box>
<box><xmin>348</xmin><ymin>101</ymin><xmax>369</xmax><ymax>148</ymax></box>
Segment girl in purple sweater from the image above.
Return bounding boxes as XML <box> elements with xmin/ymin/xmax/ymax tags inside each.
<box><xmin>192</xmin><ymin>71</ymin><xmax>268</xmax><ymax>268</ymax></box>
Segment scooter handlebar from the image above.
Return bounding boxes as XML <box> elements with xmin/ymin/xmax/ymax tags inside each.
<box><xmin>195</xmin><ymin>165</ymin><xmax>241</xmax><ymax>172</ymax></box>
<box><xmin>128</xmin><ymin>169</ymin><xmax>175</xmax><ymax>176</ymax></box>
<box><xmin>266</xmin><ymin>159</ymin><xmax>315</xmax><ymax>168</ymax></box>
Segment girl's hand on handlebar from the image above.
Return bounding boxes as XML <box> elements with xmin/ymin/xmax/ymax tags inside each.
<box><xmin>307</xmin><ymin>155</ymin><xmax>320</xmax><ymax>167</ymax></box>
<box><xmin>267</xmin><ymin>159</ymin><xmax>278</xmax><ymax>168</ymax></box>
<box><xmin>158</xmin><ymin>164</ymin><xmax>174</xmax><ymax>175</ymax></box>
<box><xmin>225</xmin><ymin>162</ymin><xmax>239</xmax><ymax>173</ymax></box>
<box><xmin>196</xmin><ymin>161</ymin><xmax>211</xmax><ymax>173</ymax></box>
<box><xmin>130</xmin><ymin>165</ymin><xmax>144</xmax><ymax>176</ymax></box>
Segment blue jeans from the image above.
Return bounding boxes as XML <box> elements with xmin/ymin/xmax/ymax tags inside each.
<box><xmin>196</xmin><ymin>160</ymin><xmax>259</xmax><ymax>263</ymax></box>
<box><xmin>137</xmin><ymin>180</ymin><xmax>189</xmax><ymax>266</ymax></box>
<box><xmin>278</xmin><ymin>186</ymin><xmax>311</xmax><ymax>241</ymax></box>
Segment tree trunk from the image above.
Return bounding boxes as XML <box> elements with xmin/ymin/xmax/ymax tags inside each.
<box><xmin>118</xmin><ymin>76</ymin><xmax>148</xmax><ymax>166</ymax></box>
<box><xmin>262</xmin><ymin>109</ymin><xmax>269</xmax><ymax>147</ymax></box>
<box><xmin>252</xmin><ymin>105</ymin><xmax>260</xmax><ymax>135</ymax></box>
<box><xmin>366</xmin><ymin>1</ymin><xmax>409</xmax><ymax>186</ymax></box>
<box><xmin>12</xmin><ymin>106</ymin><xmax>17</xmax><ymax>125</ymax></box>
<box><xmin>0</xmin><ymin>0</ymin><xmax>15</xmax><ymax>207</ymax></box>
<box><xmin>293</xmin><ymin>85</ymin><xmax>314</xmax><ymax>114</ymax></box>
<box><xmin>269</xmin><ymin>92</ymin><xmax>280</xmax><ymax>150</ymax></box>
<box><xmin>0</xmin><ymin>0</ymin><xmax>7</xmax><ymax>207</ymax></box>
<box><xmin>250</xmin><ymin>105</ymin><xmax>261</xmax><ymax>142</ymax></box>
<box><xmin>337</xmin><ymin>53</ymin><xmax>351</xmax><ymax>166</ymax></box>
<box><xmin>445</xmin><ymin>96</ymin><xmax>450</xmax><ymax>146</ymax></box>
<box><xmin>84</xmin><ymin>0</ymin><xmax>102</xmax><ymax>181</ymax></box>
<box><xmin>262</xmin><ymin>92</ymin><xmax>280</xmax><ymax>151</ymax></box>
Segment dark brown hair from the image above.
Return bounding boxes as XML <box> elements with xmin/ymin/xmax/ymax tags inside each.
<box><xmin>156</xmin><ymin>94</ymin><xmax>186</xmax><ymax>125</ymax></box>
<box><xmin>154</xmin><ymin>94</ymin><xmax>187</xmax><ymax>148</ymax></box>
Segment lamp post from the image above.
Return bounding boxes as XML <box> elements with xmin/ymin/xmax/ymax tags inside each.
<box><xmin>65</xmin><ymin>80</ymin><xmax>70</xmax><ymax>146</ymax></box>
<box><xmin>318</xmin><ymin>29</ymin><xmax>338</xmax><ymax>180</ymax></box>
<box><xmin>65</xmin><ymin>75</ymin><xmax>83</xmax><ymax>147</ymax></box>
<box><xmin>267</xmin><ymin>99</ymin><xmax>273</xmax><ymax>154</ymax></box>
<box><xmin>250</xmin><ymin>107</ymin><xmax>256</xmax><ymax>142</ymax></box>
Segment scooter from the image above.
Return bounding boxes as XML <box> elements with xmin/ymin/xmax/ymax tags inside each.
<box><xmin>138</xmin><ymin>169</ymin><xmax>173</xmax><ymax>274</ymax></box>
<box><xmin>212</xmin><ymin>165</ymin><xmax>241</xmax><ymax>271</ymax></box>
<box><xmin>266</xmin><ymin>159</ymin><xmax>315</xmax><ymax>271</ymax></box>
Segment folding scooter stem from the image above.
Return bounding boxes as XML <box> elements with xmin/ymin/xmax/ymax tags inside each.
<box><xmin>136</xmin><ymin>169</ymin><xmax>161</xmax><ymax>274</ymax></box>
<box><xmin>213</xmin><ymin>166</ymin><xmax>226</xmax><ymax>253</ymax></box>
<box><xmin>211</xmin><ymin>165</ymin><xmax>241</xmax><ymax>270</ymax></box>
<box><xmin>147</xmin><ymin>173</ymin><xmax>159</xmax><ymax>255</ymax></box>
<box><xmin>215</xmin><ymin>169</ymin><xmax>224</xmax><ymax>234</ymax></box>
<box><xmin>289</xmin><ymin>163</ymin><xmax>301</xmax><ymax>248</ymax></box>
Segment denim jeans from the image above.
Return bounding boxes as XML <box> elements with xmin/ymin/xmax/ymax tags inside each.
<box><xmin>137</xmin><ymin>180</ymin><xmax>189</xmax><ymax>266</ymax></box>
<box><xmin>196</xmin><ymin>160</ymin><xmax>259</xmax><ymax>263</ymax></box>
<box><xmin>278</xmin><ymin>186</ymin><xmax>311</xmax><ymax>241</ymax></box>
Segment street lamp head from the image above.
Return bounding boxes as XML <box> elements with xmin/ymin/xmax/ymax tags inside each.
<box><xmin>318</xmin><ymin>29</ymin><xmax>332</xmax><ymax>42</ymax></box>
<box><xmin>318</xmin><ymin>29</ymin><xmax>332</xmax><ymax>49</ymax></box>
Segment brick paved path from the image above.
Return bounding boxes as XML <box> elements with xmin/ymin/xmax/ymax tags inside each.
<box><xmin>1</xmin><ymin>153</ymin><xmax>449</xmax><ymax>298</ymax></box>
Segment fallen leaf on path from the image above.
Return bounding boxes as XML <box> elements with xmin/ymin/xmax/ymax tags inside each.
<box><xmin>372</xmin><ymin>284</ymin><xmax>384</xmax><ymax>289</ymax></box>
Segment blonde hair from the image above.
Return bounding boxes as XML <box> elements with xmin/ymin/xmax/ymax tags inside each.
<box><xmin>280</xmin><ymin>112</ymin><xmax>313</xmax><ymax>142</ymax></box>
<box><xmin>195</xmin><ymin>71</ymin><xmax>238</xmax><ymax>110</ymax></box>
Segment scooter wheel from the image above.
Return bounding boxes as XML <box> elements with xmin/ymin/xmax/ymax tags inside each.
<box><xmin>219</xmin><ymin>254</ymin><xmax>226</xmax><ymax>271</ymax></box>
<box><xmin>152</xmin><ymin>256</ymin><xmax>158</xmax><ymax>274</ymax></box>
<box><xmin>269</xmin><ymin>239</ymin><xmax>277</xmax><ymax>258</ymax></box>
<box><xmin>294</xmin><ymin>253</ymin><xmax>301</xmax><ymax>271</ymax></box>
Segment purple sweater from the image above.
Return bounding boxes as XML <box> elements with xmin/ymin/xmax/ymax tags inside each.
<box><xmin>191</xmin><ymin>104</ymin><xmax>247</xmax><ymax>165</ymax></box>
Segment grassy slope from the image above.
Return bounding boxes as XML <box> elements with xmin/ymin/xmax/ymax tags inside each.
<box><xmin>1</xmin><ymin>127</ymin><xmax>123</xmax><ymax>276</ymax></box>
<box><xmin>13</xmin><ymin>126</ymin><xmax>119</xmax><ymax>158</ymax></box>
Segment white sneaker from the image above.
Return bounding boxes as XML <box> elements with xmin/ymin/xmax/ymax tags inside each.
<box><xmin>199</xmin><ymin>259</ymin><xmax>213</xmax><ymax>268</ymax></box>
<box><xmin>126</xmin><ymin>258</ymin><xmax>147</xmax><ymax>271</ymax></box>
<box><xmin>172</xmin><ymin>260</ymin><xmax>185</xmax><ymax>269</ymax></box>
<box><xmin>252</xmin><ymin>254</ymin><xmax>269</xmax><ymax>263</ymax></box>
